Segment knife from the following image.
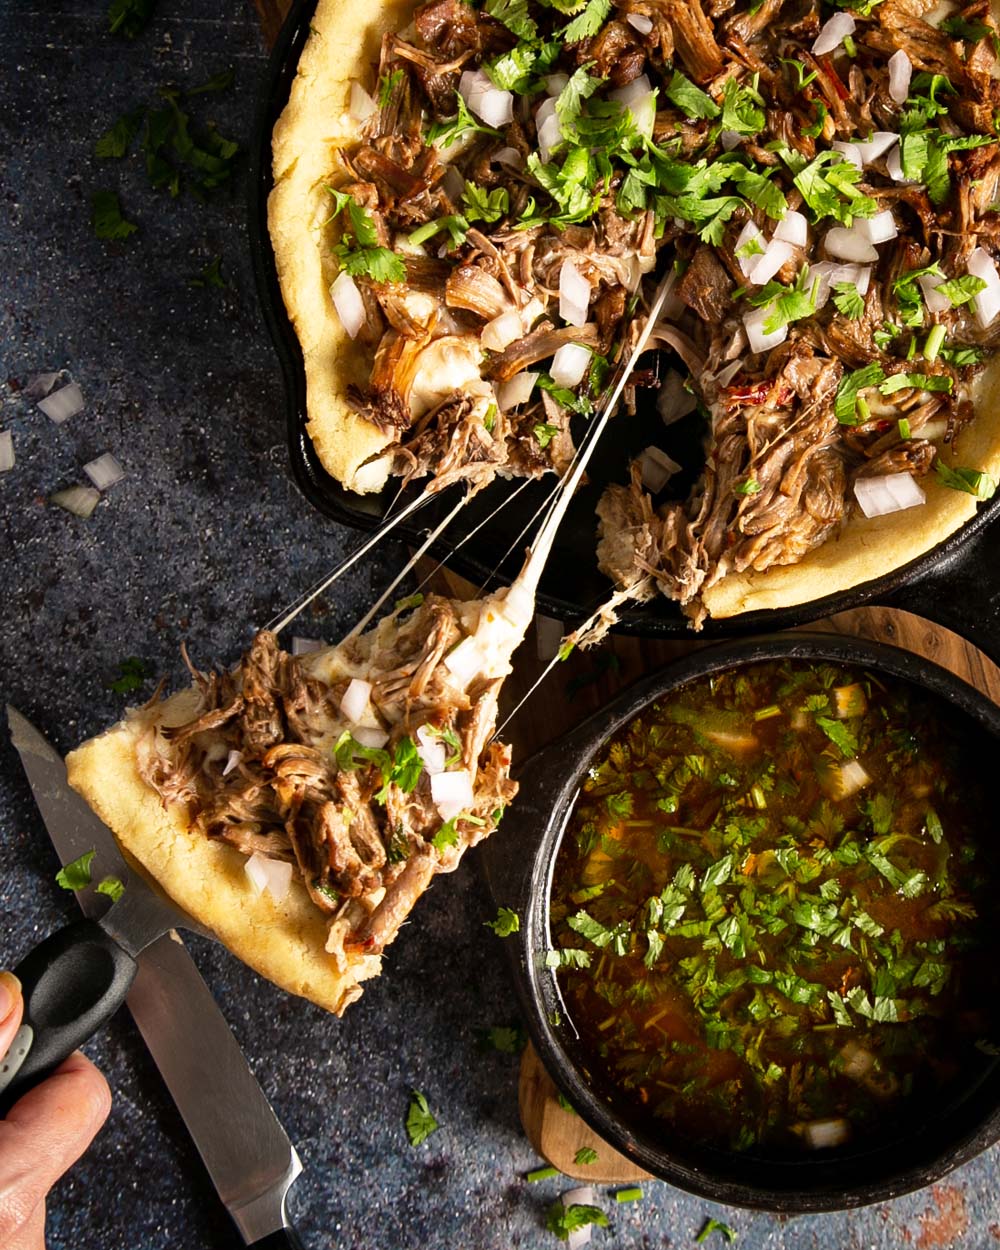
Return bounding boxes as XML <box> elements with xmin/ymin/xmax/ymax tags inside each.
<box><xmin>4</xmin><ymin>706</ymin><xmax>306</xmax><ymax>1249</ymax></box>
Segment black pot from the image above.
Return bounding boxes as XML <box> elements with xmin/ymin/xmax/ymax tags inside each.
<box><xmin>479</xmin><ymin>632</ymin><xmax>1000</xmax><ymax>1212</ymax></box>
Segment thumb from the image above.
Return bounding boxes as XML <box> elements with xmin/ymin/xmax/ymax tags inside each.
<box><xmin>0</xmin><ymin>1053</ymin><xmax>110</xmax><ymax>1240</ymax></box>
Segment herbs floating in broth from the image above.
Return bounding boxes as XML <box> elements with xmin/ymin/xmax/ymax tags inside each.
<box><xmin>549</xmin><ymin>661</ymin><xmax>998</xmax><ymax>1153</ymax></box>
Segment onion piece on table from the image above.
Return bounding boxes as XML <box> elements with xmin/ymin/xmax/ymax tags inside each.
<box><xmin>812</xmin><ymin>11</ymin><xmax>855</xmax><ymax>55</ymax></box>
<box><xmin>888</xmin><ymin>49</ymin><xmax>912</xmax><ymax>104</ymax></box>
<box><xmin>497</xmin><ymin>371</ymin><xmax>538</xmax><ymax>411</ymax></box>
<box><xmin>559</xmin><ymin>260</ymin><xmax>592</xmax><ymax>327</ymax></box>
<box><xmin>854</xmin><ymin>472</ymin><xmax>926</xmax><ymax>518</ymax></box>
<box><xmin>244</xmin><ymin>851</ymin><xmax>293</xmax><ymax>903</ymax></box>
<box><xmin>340</xmin><ymin>678</ymin><xmax>372</xmax><ymax>724</ymax></box>
<box><xmin>550</xmin><ymin>342</ymin><xmax>591</xmax><ymax>387</ymax></box>
<box><xmin>639</xmin><ymin>446</ymin><xmax>681</xmax><ymax>493</ymax></box>
<box><xmin>38</xmin><ymin>383</ymin><xmax>84</xmax><ymax>425</ymax></box>
<box><xmin>968</xmin><ymin>247</ymin><xmax>1000</xmax><ymax>327</ymax></box>
<box><xmin>743</xmin><ymin>306</ymin><xmax>788</xmax><ymax>355</ymax></box>
<box><xmin>331</xmin><ymin>271</ymin><xmax>366</xmax><ymax>339</ymax></box>
<box><xmin>50</xmin><ymin>485</ymin><xmax>100</xmax><ymax>518</ymax></box>
<box><xmin>83</xmin><ymin>453</ymin><xmax>125</xmax><ymax>491</ymax></box>
<box><xmin>349</xmin><ymin>81</ymin><xmax>376</xmax><ymax>121</ymax></box>
<box><xmin>430</xmin><ymin>769</ymin><xmax>474</xmax><ymax>822</ymax></box>
<box><xmin>0</xmin><ymin>431</ymin><xmax>13</xmax><ymax>473</ymax></box>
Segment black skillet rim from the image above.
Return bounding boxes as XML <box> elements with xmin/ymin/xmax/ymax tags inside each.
<box><xmin>485</xmin><ymin>632</ymin><xmax>1000</xmax><ymax>1212</ymax></box>
<box><xmin>247</xmin><ymin>0</ymin><xmax>1000</xmax><ymax>639</ymax></box>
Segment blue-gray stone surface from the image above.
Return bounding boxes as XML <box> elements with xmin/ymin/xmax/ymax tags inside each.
<box><xmin>0</xmin><ymin>2</ymin><xmax>998</xmax><ymax>1247</ymax></box>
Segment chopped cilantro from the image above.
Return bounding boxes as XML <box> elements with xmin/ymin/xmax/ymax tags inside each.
<box><xmin>544</xmin><ymin>948</ymin><xmax>592</xmax><ymax>969</ymax></box>
<box><xmin>91</xmin><ymin>190</ymin><xmax>138</xmax><ymax>241</ymax></box>
<box><xmin>481</xmin><ymin>1024</ymin><xmax>527</xmax><ymax>1053</ymax></box>
<box><xmin>545</xmin><ymin>1200</ymin><xmax>609</xmax><ymax>1241</ymax></box>
<box><xmin>378</xmin><ymin>68</ymin><xmax>404</xmax><ymax>109</ymax></box>
<box><xmin>563</xmin><ymin>0</ymin><xmax>612</xmax><ymax>41</ymax></box>
<box><xmin>834</xmin><ymin>362</ymin><xmax>886</xmax><ymax>425</ymax></box>
<box><xmin>934</xmin><ymin>275</ymin><xmax>988</xmax><ymax>307</ymax></box>
<box><xmin>189</xmin><ymin>255</ymin><xmax>225</xmax><ymax>289</ymax></box>
<box><xmin>405</xmin><ymin>1090</ymin><xmax>439</xmax><ymax>1146</ymax></box>
<box><xmin>95</xmin><ymin>108</ymin><xmax>144</xmax><ymax>159</ymax></box>
<box><xmin>832</xmin><ymin>282</ymin><xmax>864</xmax><ymax>319</ymax></box>
<box><xmin>485</xmin><ymin>906</ymin><xmax>521</xmax><ymax>936</ymax></box>
<box><xmin>485</xmin><ymin>0</ymin><xmax>537</xmax><ymax>40</ymax></box>
<box><xmin>108</xmin><ymin>0</ymin><xmax>155</xmax><ymax>38</ymax></box>
<box><xmin>940</xmin><ymin>15</ymin><xmax>997</xmax><ymax>45</ymax></box>
<box><xmin>879</xmin><ymin>372</ymin><xmax>953</xmax><ymax>396</ymax></box>
<box><xmin>328</xmin><ymin>190</ymin><xmax>405</xmax><ymax>283</ymax></box>
<box><xmin>697</xmin><ymin>1217</ymin><xmax>738</xmax><ymax>1243</ymax></box>
<box><xmin>56</xmin><ymin>850</ymin><xmax>96</xmax><ymax>892</ymax></box>
<box><xmin>665</xmin><ymin>70</ymin><xmax>720</xmax><ymax>121</ymax></box>
<box><xmin>96</xmin><ymin>876</ymin><xmax>125</xmax><ymax>902</ymax></box>
<box><xmin>426</xmin><ymin>90</ymin><xmax>501</xmax><ymax>150</ymax></box>
<box><xmin>534</xmin><ymin>422</ymin><xmax>560</xmax><ymax>449</ymax></box>
<box><xmin>934</xmin><ymin>461</ymin><xmax>997</xmax><ymax>498</ymax></box>
<box><xmin>462</xmin><ymin>181</ymin><xmax>510</xmax><ymax>224</ymax></box>
<box><xmin>110</xmin><ymin>656</ymin><xmax>147</xmax><ymax>693</ymax></box>
<box><xmin>720</xmin><ymin>76</ymin><xmax>765</xmax><ymax>137</ymax></box>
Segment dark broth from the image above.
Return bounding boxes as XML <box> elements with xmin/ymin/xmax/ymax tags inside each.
<box><xmin>549</xmin><ymin>660</ymin><xmax>1000</xmax><ymax>1154</ymax></box>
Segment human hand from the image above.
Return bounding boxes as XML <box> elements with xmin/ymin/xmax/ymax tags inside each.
<box><xmin>0</xmin><ymin>971</ymin><xmax>111</xmax><ymax>1250</ymax></box>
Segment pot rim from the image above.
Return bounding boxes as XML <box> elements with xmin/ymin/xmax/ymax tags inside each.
<box><xmin>485</xmin><ymin>632</ymin><xmax>1000</xmax><ymax>1212</ymax></box>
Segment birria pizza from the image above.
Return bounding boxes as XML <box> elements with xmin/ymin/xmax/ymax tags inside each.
<box><xmin>268</xmin><ymin>0</ymin><xmax>1000</xmax><ymax>626</ymax></box>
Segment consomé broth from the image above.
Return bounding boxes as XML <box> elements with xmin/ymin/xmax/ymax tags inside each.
<box><xmin>548</xmin><ymin>660</ymin><xmax>1000</xmax><ymax>1153</ymax></box>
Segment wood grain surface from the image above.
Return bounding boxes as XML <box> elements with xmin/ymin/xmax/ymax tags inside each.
<box><xmin>254</xmin><ymin>0</ymin><xmax>1000</xmax><ymax>1185</ymax></box>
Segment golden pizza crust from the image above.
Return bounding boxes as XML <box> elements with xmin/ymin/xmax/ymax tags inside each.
<box><xmin>703</xmin><ymin>357</ymin><xmax>1000</xmax><ymax>618</ymax></box>
<box><xmin>268</xmin><ymin>0</ymin><xmax>415</xmax><ymax>493</ymax></box>
<box><xmin>65</xmin><ymin>687</ymin><xmax>381</xmax><ymax>1016</ymax></box>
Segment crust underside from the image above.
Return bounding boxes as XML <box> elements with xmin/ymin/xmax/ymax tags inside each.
<box><xmin>66</xmin><ymin>688</ymin><xmax>381</xmax><ymax>1016</ymax></box>
<box><xmin>268</xmin><ymin>1</ymin><xmax>1000</xmax><ymax>614</ymax></box>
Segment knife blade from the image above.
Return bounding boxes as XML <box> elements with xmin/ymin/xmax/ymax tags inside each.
<box><xmin>5</xmin><ymin>706</ymin><xmax>306</xmax><ymax>1248</ymax></box>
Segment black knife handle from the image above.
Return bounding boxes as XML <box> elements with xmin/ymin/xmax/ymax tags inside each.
<box><xmin>0</xmin><ymin>919</ymin><xmax>136</xmax><ymax>1117</ymax></box>
<box><xmin>247</xmin><ymin>1229</ymin><xmax>306</xmax><ymax>1249</ymax></box>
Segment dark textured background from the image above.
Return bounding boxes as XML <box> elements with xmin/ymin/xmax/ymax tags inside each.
<box><xmin>1</xmin><ymin>2</ymin><xmax>999</xmax><ymax>1247</ymax></box>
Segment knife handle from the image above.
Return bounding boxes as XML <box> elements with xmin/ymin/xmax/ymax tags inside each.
<box><xmin>0</xmin><ymin>919</ymin><xmax>137</xmax><ymax>1117</ymax></box>
<box><xmin>246</xmin><ymin>1230</ymin><xmax>306</xmax><ymax>1249</ymax></box>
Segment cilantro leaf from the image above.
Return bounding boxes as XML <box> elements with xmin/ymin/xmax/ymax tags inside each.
<box><xmin>933</xmin><ymin>275</ymin><xmax>987</xmax><ymax>307</ymax></box>
<box><xmin>534</xmin><ymin>422</ymin><xmax>560</xmax><ymax>448</ymax></box>
<box><xmin>189</xmin><ymin>255</ymin><xmax>226</xmax><ymax>289</ymax></box>
<box><xmin>427</xmin><ymin>91</ymin><xmax>501</xmax><ymax>150</ymax></box>
<box><xmin>832</xmin><ymin>282</ymin><xmax>864</xmax><ymax>319</ymax></box>
<box><xmin>727</xmin><ymin>163</ymin><xmax>787</xmax><ymax>220</ymax></box>
<box><xmin>95</xmin><ymin>108</ymin><xmax>144</xmax><ymax>159</ymax></box>
<box><xmin>110</xmin><ymin>656</ymin><xmax>147</xmax><ymax>693</ymax></box>
<box><xmin>934</xmin><ymin>461</ymin><xmax>997</xmax><ymax>498</ymax></box>
<box><xmin>91</xmin><ymin>190</ymin><xmax>138</xmax><ymax>241</ymax></box>
<box><xmin>720</xmin><ymin>76</ymin><xmax>764</xmax><ymax>137</ymax></box>
<box><xmin>879</xmin><ymin>372</ymin><xmax>953</xmax><ymax>396</ymax></box>
<box><xmin>462</xmin><ymin>181</ymin><xmax>509</xmax><ymax>223</ymax></box>
<box><xmin>378</xmin><ymin>68</ymin><xmax>404</xmax><ymax>108</ymax></box>
<box><xmin>544</xmin><ymin>947</ymin><xmax>592</xmax><ymax>969</ymax></box>
<box><xmin>563</xmin><ymin>0</ymin><xmax>612</xmax><ymax>41</ymax></box>
<box><xmin>97</xmin><ymin>876</ymin><xmax>125</xmax><ymax>902</ymax></box>
<box><xmin>485</xmin><ymin>906</ymin><xmax>520</xmax><ymax>936</ymax></box>
<box><xmin>665</xmin><ymin>70</ymin><xmax>720</xmax><ymax>120</ymax></box>
<box><xmin>485</xmin><ymin>0</ymin><xmax>537</xmax><ymax>39</ymax></box>
<box><xmin>835</xmin><ymin>362</ymin><xmax>886</xmax><ymax>424</ymax></box>
<box><xmin>329</xmin><ymin>192</ymin><xmax>405</xmax><ymax>283</ymax></box>
<box><xmin>940</xmin><ymin>15</ymin><xmax>995</xmax><ymax>44</ymax></box>
<box><xmin>545</xmin><ymin>1201</ymin><xmax>609</xmax><ymax>1241</ymax></box>
<box><xmin>480</xmin><ymin>1024</ymin><xmax>528</xmax><ymax>1053</ymax></box>
<box><xmin>56</xmin><ymin>850</ymin><xmax>96</xmax><ymax>892</ymax></box>
<box><xmin>816</xmin><ymin>716</ymin><xmax>858</xmax><ymax>757</ymax></box>
<box><xmin>406</xmin><ymin>1090</ymin><xmax>439</xmax><ymax>1146</ymax></box>
<box><xmin>108</xmin><ymin>0</ymin><xmax>155</xmax><ymax>38</ymax></box>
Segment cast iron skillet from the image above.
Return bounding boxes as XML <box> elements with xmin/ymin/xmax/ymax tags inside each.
<box><xmin>479</xmin><ymin>632</ymin><xmax>1000</xmax><ymax>1212</ymax></box>
<box><xmin>248</xmin><ymin>0</ymin><xmax>1000</xmax><ymax>654</ymax></box>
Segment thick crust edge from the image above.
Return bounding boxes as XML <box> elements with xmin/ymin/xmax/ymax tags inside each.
<box><xmin>65</xmin><ymin>688</ymin><xmax>381</xmax><ymax>1016</ymax></box>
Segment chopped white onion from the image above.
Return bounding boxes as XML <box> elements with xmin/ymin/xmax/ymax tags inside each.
<box><xmin>824</xmin><ymin>226</ymin><xmax>879</xmax><ymax>263</ymax></box>
<box><xmin>743</xmin><ymin>305</ymin><xmax>788</xmax><ymax>355</ymax></box>
<box><xmin>291</xmin><ymin>636</ymin><xmax>324</xmax><ymax>656</ymax></box>
<box><xmin>854</xmin><ymin>210</ymin><xmax>897</xmax><ymax>245</ymax></box>
<box><xmin>24</xmin><ymin>371</ymin><xmax>61</xmax><ymax>401</ymax></box>
<box><xmin>854</xmin><ymin>472</ymin><xmax>926</xmax><ymax>518</ymax></box>
<box><xmin>244</xmin><ymin>852</ymin><xmax>293</xmax><ymax>903</ymax></box>
<box><xmin>734</xmin><ymin>220</ymin><xmax>766</xmax><ymax>278</ymax></box>
<box><xmin>460</xmin><ymin>68</ymin><xmax>491</xmax><ymax>108</ymax></box>
<box><xmin>536</xmin><ymin>97</ymin><xmax>563</xmax><ymax>163</ymax></box>
<box><xmin>812</xmin><ymin>11</ymin><xmax>855</xmax><ymax>55</ymax></box>
<box><xmin>444</xmin><ymin>635</ymin><xmax>485</xmax><ymax>685</ymax></box>
<box><xmin>0</xmin><ymin>431</ymin><xmax>13</xmax><ymax>473</ymax></box>
<box><xmin>442</xmin><ymin>164</ymin><xmax>465</xmax><ymax>203</ymax></box>
<box><xmin>477</xmin><ymin>87</ymin><xmax>515</xmax><ymax>128</ymax></box>
<box><xmin>546</xmin><ymin>73</ymin><xmax>570</xmax><ymax>96</ymax></box>
<box><xmin>833</xmin><ymin>759</ymin><xmax>872</xmax><ymax>798</ymax></box>
<box><xmin>535</xmin><ymin>615</ymin><xmax>564</xmax><ymax>662</ymax></box>
<box><xmin>774</xmin><ymin>210</ymin><xmax>807</xmax><ymax>248</ymax></box>
<box><xmin>559</xmin><ymin>260</ymin><xmax>592</xmax><ymax>327</ymax></box>
<box><xmin>352</xmin><ymin>725</ymin><xmax>389</xmax><ymax>749</ymax></box>
<box><xmin>481</xmin><ymin>310</ymin><xmax>524</xmax><ymax>353</ymax></box>
<box><xmin>917</xmin><ymin>416</ymin><xmax>950</xmax><ymax>442</ymax></box>
<box><xmin>968</xmin><ymin>247</ymin><xmax>1000</xmax><ymax>328</ymax></box>
<box><xmin>714</xmin><ymin>358</ymin><xmax>743</xmax><ymax>387</ymax></box>
<box><xmin>841</xmin><ymin>1041</ymin><xmax>875</xmax><ymax>1080</ymax></box>
<box><xmin>803</xmin><ymin>1119</ymin><xmax>850</xmax><ymax>1150</ymax></box>
<box><xmin>854</xmin><ymin>131</ymin><xmax>898</xmax><ymax>165</ymax></box>
<box><xmin>38</xmin><ymin>383</ymin><xmax>84</xmax><ymax>425</ymax></box>
<box><xmin>416</xmin><ymin>725</ymin><xmax>447</xmax><ymax>775</ymax></box>
<box><xmin>639</xmin><ymin>445</ymin><xmax>681</xmax><ymax>493</ymax></box>
<box><xmin>431</xmin><ymin>769</ymin><xmax>474</xmax><ymax>822</ymax></box>
<box><xmin>809</xmin><ymin>261</ymin><xmax>871</xmax><ymax>310</ymax></box>
<box><xmin>550</xmin><ymin>342</ymin><xmax>591</xmax><ymax>387</ymax></box>
<box><xmin>626</xmin><ymin>12</ymin><xmax>654</xmax><ymax>34</ymax></box>
<box><xmin>720</xmin><ymin>128</ymin><xmax>743</xmax><ymax>151</ymax></box>
<box><xmin>82</xmin><ymin>453</ymin><xmax>125</xmax><ymax>492</ymax></box>
<box><xmin>885</xmin><ymin>144</ymin><xmax>910</xmax><ymax>183</ymax></box>
<box><xmin>50</xmin><ymin>485</ymin><xmax>100</xmax><ymax>518</ymax></box>
<box><xmin>561</xmin><ymin>1188</ymin><xmax>597</xmax><ymax>1250</ymax></box>
<box><xmin>340</xmin><ymin>678</ymin><xmax>372</xmax><ymax>724</ymax></box>
<box><xmin>494</xmin><ymin>146</ymin><xmax>523</xmax><ymax>168</ymax></box>
<box><xmin>349</xmin><ymin>81</ymin><xmax>376</xmax><ymax>121</ymax></box>
<box><xmin>657</xmin><ymin>369</ymin><xmax>699</xmax><ymax>425</ymax></box>
<box><xmin>331</xmin><ymin>271</ymin><xmax>367</xmax><ymax>339</ymax></box>
<box><xmin>749</xmin><ymin>238</ymin><xmax>795</xmax><ymax>287</ymax></box>
<box><xmin>496</xmin><ymin>371</ymin><xmax>538</xmax><ymax>411</ymax></box>
<box><xmin>888</xmin><ymin>49</ymin><xmax>912</xmax><ymax>104</ymax></box>
<box><xmin>223</xmin><ymin>749</ymin><xmax>243</xmax><ymax>777</ymax></box>
<box><xmin>832</xmin><ymin>142</ymin><xmax>863</xmax><ymax>171</ymax></box>
<box><xmin>610</xmin><ymin>74</ymin><xmax>656</xmax><ymax>138</ymax></box>
<box><xmin>918</xmin><ymin>272</ymin><xmax>952</xmax><ymax>314</ymax></box>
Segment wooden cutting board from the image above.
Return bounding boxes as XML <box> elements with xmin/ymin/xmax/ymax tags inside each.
<box><xmin>252</xmin><ymin>0</ymin><xmax>1000</xmax><ymax>1184</ymax></box>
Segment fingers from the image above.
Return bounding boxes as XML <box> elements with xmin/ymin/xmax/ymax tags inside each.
<box><xmin>0</xmin><ymin>1052</ymin><xmax>111</xmax><ymax>1243</ymax></box>
<box><xmin>0</xmin><ymin>973</ymin><xmax>24</xmax><ymax>1058</ymax></box>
